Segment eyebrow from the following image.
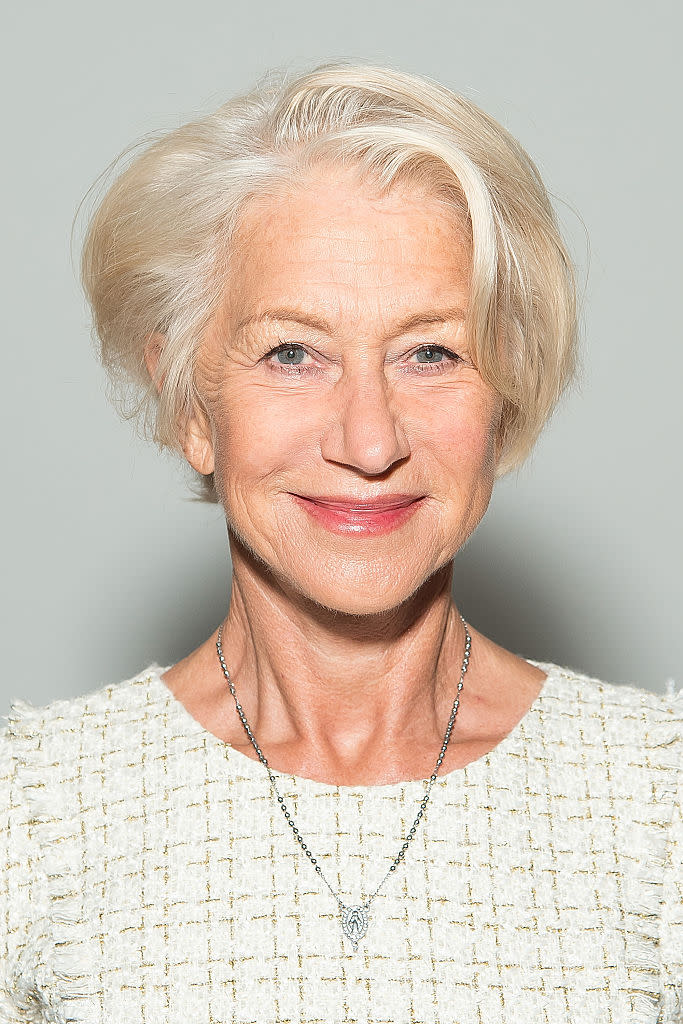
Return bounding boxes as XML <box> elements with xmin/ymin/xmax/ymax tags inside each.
<box><xmin>235</xmin><ymin>305</ymin><xmax>467</xmax><ymax>337</ymax></box>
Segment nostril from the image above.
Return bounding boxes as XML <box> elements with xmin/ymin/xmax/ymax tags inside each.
<box><xmin>319</xmin><ymin>377</ymin><xmax>410</xmax><ymax>474</ymax></box>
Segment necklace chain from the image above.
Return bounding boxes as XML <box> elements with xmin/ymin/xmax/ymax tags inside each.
<box><xmin>215</xmin><ymin>614</ymin><xmax>471</xmax><ymax>950</ymax></box>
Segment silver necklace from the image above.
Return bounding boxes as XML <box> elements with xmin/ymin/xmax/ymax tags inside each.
<box><xmin>215</xmin><ymin>614</ymin><xmax>471</xmax><ymax>953</ymax></box>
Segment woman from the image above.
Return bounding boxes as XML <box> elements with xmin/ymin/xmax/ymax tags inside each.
<box><xmin>1</xmin><ymin>62</ymin><xmax>680</xmax><ymax>1024</ymax></box>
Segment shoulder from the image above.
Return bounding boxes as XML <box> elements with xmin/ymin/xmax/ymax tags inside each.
<box><xmin>0</xmin><ymin>659</ymin><xmax>199</xmax><ymax>867</ymax></box>
<box><xmin>535</xmin><ymin>656</ymin><xmax>683</xmax><ymax>874</ymax></box>
<box><xmin>524</xmin><ymin>658</ymin><xmax>681</xmax><ymax>832</ymax></box>
<box><xmin>2</xmin><ymin>663</ymin><xmax>167</xmax><ymax>766</ymax></box>
<box><xmin>531</xmin><ymin>661</ymin><xmax>682</xmax><ymax>1008</ymax></box>
<box><xmin>0</xmin><ymin>664</ymin><xmax>170</xmax><ymax>1017</ymax></box>
<box><xmin>1</xmin><ymin>662</ymin><xmax>171</xmax><ymax>841</ymax></box>
<box><xmin>531</xmin><ymin>657</ymin><xmax>682</xmax><ymax>750</ymax></box>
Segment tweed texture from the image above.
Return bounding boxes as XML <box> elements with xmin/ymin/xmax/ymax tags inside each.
<box><xmin>0</xmin><ymin>659</ymin><xmax>681</xmax><ymax>1024</ymax></box>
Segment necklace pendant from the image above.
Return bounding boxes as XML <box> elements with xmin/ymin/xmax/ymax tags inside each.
<box><xmin>341</xmin><ymin>904</ymin><xmax>369</xmax><ymax>952</ymax></box>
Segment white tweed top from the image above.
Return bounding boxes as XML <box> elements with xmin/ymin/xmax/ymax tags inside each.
<box><xmin>1</xmin><ymin>658</ymin><xmax>681</xmax><ymax>1024</ymax></box>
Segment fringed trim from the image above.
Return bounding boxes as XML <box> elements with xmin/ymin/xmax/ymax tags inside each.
<box><xmin>620</xmin><ymin>687</ymin><xmax>683</xmax><ymax>1024</ymax></box>
<box><xmin>662</xmin><ymin>976</ymin><xmax>683</xmax><ymax>1024</ymax></box>
<box><xmin>0</xmin><ymin>731</ymin><xmax>38</xmax><ymax>1024</ymax></box>
<box><xmin>7</xmin><ymin>698</ymin><xmax>99</xmax><ymax>1024</ymax></box>
<box><xmin>1</xmin><ymin>724</ymin><xmax>52</xmax><ymax>1022</ymax></box>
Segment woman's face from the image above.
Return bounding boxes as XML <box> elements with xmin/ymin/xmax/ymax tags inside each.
<box><xmin>190</xmin><ymin>167</ymin><xmax>503</xmax><ymax>614</ymax></box>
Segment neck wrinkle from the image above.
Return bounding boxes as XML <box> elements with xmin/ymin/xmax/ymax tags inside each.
<box><xmin>216</xmin><ymin>562</ymin><xmax>466</xmax><ymax>762</ymax></box>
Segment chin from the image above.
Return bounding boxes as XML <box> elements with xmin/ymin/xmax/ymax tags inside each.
<box><xmin>283</xmin><ymin>556</ymin><xmax>451</xmax><ymax>619</ymax></box>
<box><xmin>227</xmin><ymin>517</ymin><xmax>454</xmax><ymax>617</ymax></box>
<box><xmin>301</xmin><ymin>585</ymin><xmax>410</xmax><ymax>618</ymax></box>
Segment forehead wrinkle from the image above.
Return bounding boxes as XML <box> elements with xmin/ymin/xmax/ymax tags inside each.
<box><xmin>241</xmin><ymin>195</ymin><xmax>466</xmax><ymax>263</ymax></box>
<box><xmin>281</xmin><ymin>228</ymin><xmax>457</xmax><ymax>263</ymax></box>
<box><xmin>224</xmin><ymin>180</ymin><xmax>471</xmax><ymax>345</ymax></box>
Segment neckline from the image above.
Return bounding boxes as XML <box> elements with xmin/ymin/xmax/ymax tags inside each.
<box><xmin>144</xmin><ymin>659</ymin><xmax>561</xmax><ymax>795</ymax></box>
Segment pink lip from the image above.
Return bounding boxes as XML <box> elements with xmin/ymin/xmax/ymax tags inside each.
<box><xmin>302</xmin><ymin>493</ymin><xmax>420</xmax><ymax>510</ymax></box>
<box><xmin>292</xmin><ymin>493</ymin><xmax>425</xmax><ymax>536</ymax></box>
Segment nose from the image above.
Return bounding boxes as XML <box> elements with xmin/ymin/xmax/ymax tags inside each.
<box><xmin>320</xmin><ymin>367</ymin><xmax>411</xmax><ymax>476</ymax></box>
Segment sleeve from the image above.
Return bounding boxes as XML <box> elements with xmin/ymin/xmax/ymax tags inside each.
<box><xmin>659</xmin><ymin>753</ymin><xmax>683</xmax><ymax>1022</ymax></box>
<box><xmin>0</xmin><ymin>724</ymin><xmax>50</xmax><ymax>1022</ymax></box>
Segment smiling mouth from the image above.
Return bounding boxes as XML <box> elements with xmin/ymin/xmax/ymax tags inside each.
<box><xmin>295</xmin><ymin>494</ymin><xmax>423</xmax><ymax>511</ymax></box>
<box><xmin>290</xmin><ymin>493</ymin><xmax>426</xmax><ymax>535</ymax></box>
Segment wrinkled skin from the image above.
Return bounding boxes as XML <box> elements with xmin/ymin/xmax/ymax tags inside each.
<box><xmin>148</xmin><ymin>167</ymin><xmax>546</xmax><ymax>786</ymax></box>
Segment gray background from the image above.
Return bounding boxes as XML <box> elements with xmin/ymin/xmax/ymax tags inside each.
<box><xmin>2</xmin><ymin>0</ymin><xmax>681</xmax><ymax>713</ymax></box>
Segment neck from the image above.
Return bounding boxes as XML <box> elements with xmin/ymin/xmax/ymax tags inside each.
<box><xmin>215</xmin><ymin>537</ymin><xmax>470</xmax><ymax>782</ymax></box>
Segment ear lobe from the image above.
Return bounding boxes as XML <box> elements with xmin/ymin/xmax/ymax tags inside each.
<box><xmin>145</xmin><ymin>333</ymin><xmax>216</xmax><ymax>476</ymax></box>
<box><xmin>181</xmin><ymin>405</ymin><xmax>216</xmax><ymax>477</ymax></box>
<box><xmin>494</xmin><ymin>427</ymin><xmax>502</xmax><ymax>463</ymax></box>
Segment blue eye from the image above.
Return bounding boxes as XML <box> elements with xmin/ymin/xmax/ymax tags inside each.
<box><xmin>414</xmin><ymin>346</ymin><xmax>444</xmax><ymax>363</ymax></box>
<box><xmin>275</xmin><ymin>345</ymin><xmax>306</xmax><ymax>365</ymax></box>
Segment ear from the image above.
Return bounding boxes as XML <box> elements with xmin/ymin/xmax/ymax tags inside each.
<box><xmin>181</xmin><ymin>401</ymin><xmax>216</xmax><ymax>477</ymax></box>
<box><xmin>493</xmin><ymin>426</ymin><xmax>503</xmax><ymax>465</ymax></box>
<box><xmin>491</xmin><ymin>397</ymin><xmax>505</xmax><ymax>468</ymax></box>
<box><xmin>144</xmin><ymin>332</ymin><xmax>166</xmax><ymax>391</ymax></box>
<box><xmin>143</xmin><ymin>332</ymin><xmax>215</xmax><ymax>477</ymax></box>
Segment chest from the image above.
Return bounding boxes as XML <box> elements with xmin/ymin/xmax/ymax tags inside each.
<box><xmin>41</xmin><ymin>749</ymin><xmax>659</xmax><ymax>1024</ymax></box>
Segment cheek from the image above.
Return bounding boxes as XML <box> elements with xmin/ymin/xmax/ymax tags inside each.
<box><xmin>214</xmin><ymin>384</ymin><xmax>318</xmax><ymax>483</ymax></box>
<box><xmin>414</xmin><ymin>387</ymin><xmax>501</xmax><ymax>472</ymax></box>
<box><xmin>212</xmin><ymin>374</ymin><xmax>501</xmax><ymax>490</ymax></box>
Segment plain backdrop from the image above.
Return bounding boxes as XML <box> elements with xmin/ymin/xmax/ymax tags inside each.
<box><xmin>2</xmin><ymin>0</ymin><xmax>681</xmax><ymax>715</ymax></box>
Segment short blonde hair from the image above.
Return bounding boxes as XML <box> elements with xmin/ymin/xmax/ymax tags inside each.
<box><xmin>79</xmin><ymin>61</ymin><xmax>579</xmax><ymax>503</ymax></box>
